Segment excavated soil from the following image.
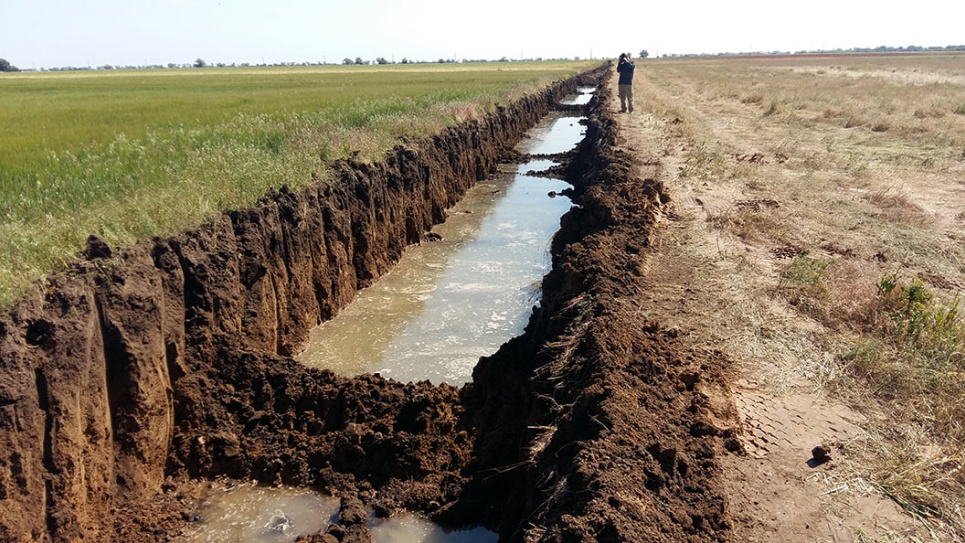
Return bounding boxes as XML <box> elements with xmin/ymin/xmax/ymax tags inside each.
<box><xmin>1</xmin><ymin>67</ymin><xmax>739</xmax><ymax>542</ymax></box>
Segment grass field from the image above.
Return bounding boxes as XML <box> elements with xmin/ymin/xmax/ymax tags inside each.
<box><xmin>631</xmin><ymin>52</ymin><xmax>965</xmax><ymax>535</ymax></box>
<box><xmin>0</xmin><ymin>61</ymin><xmax>596</xmax><ymax>307</ymax></box>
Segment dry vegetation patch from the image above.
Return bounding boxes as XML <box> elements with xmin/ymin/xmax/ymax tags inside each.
<box><xmin>632</xmin><ymin>53</ymin><xmax>965</xmax><ymax>539</ymax></box>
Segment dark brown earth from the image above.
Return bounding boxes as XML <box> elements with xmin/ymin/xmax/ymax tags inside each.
<box><xmin>0</xmin><ymin>66</ymin><xmax>740</xmax><ymax>542</ymax></box>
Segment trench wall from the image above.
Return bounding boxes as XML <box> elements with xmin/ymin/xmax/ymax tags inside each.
<box><xmin>0</xmin><ymin>70</ymin><xmax>600</xmax><ymax>542</ymax></box>
<box><xmin>451</xmin><ymin>75</ymin><xmax>732</xmax><ymax>541</ymax></box>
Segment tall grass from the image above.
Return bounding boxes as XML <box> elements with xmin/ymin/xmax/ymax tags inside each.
<box><xmin>0</xmin><ymin>62</ymin><xmax>595</xmax><ymax>307</ymax></box>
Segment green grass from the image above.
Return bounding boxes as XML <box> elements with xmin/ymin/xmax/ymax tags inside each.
<box><xmin>0</xmin><ymin>62</ymin><xmax>596</xmax><ymax>307</ymax></box>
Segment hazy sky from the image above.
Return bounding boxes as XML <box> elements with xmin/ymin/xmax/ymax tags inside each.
<box><xmin>2</xmin><ymin>0</ymin><xmax>963</xmax><ymax>69</ymax></box>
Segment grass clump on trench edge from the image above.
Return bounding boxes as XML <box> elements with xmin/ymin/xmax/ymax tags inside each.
<box><xmin>0</xmin><ymin>62</ymin><xmax>597</xmax><ymax>308</ymax></box>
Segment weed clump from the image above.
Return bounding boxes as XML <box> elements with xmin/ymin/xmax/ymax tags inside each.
<box><xmin>839</xmin><ymin>272</ymin><xmax>965</xmax><ymax>528</ymax></box>
<box><xmin>777</xmin><ymin>256</ymin><xmax>832</xmax><ymax>320</ymax></box>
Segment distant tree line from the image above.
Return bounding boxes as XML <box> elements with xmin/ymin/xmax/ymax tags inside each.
<box><xmin>657</xmin><ymin>44</ymin><xmax>965</xmax><ymax>59</ymax></box>
<box><xmin>12</xmin><ymin>54</ymin><xmax>597</xmax><ymax>72</ymax></box>
<box><xmin>16</xmin><ymin>44</ymin><xmax>964</xmax><ymax>72</ymax></box>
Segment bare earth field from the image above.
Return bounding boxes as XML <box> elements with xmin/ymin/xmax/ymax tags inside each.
<box><xmin>615</xmin><ymin>54</ymin><xmax>965</xmax><ymax>541</ymax></box>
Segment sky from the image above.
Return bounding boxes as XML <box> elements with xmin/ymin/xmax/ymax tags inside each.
<box><xmin>2</xmin><ymin>0</ymin><xmax>964</xmax><ymax>69</ymax></box>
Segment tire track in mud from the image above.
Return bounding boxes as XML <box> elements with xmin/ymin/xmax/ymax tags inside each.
<box><xmin>0</xmin><ymin>65</ymin><xmax>739</xmax><ymax>543</ymax></box>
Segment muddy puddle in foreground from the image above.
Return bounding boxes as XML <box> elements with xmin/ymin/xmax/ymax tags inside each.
<box><xmin>181</xmin><ymin>102</ymin><xmax>589</xmax><ymax>542</ymax></box>
<box><xmin>182</xmin><ymin>483</ymin><xmax>494</xmax><ymax>543</ymax></box>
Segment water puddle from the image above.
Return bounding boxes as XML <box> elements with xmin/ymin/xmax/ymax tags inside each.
<box><xmin>181</xmin><ymin>484</ymin><xmax>337</xmax><ymax>543</ymax></box>
<box><xmin>296</xmin><ymin>110</ymin><xmax>586</xmax><ymax>386</ymax></box>
<box><xmin>181</xmin><ymin>484</ymin><xmax>497</xmax><ymax>543</ymax></box>
<box><xmin>369</xmin><ymin>513</ymin><xmax>497</xmax><ymax>543</ymax></box>
<box><xmin>560</xmin><ymin>86</ymin><xmax>596</xmax><ymax>105</ymax></box>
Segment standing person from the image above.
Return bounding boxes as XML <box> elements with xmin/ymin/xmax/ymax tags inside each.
<box><xmin>617</xmin><ymin>53</ymin><xmax>635</xmax><ymax>113</ymax></box>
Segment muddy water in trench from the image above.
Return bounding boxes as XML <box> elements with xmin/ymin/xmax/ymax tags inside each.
<box><xmin>561</xmin><ymin>86</ymin><xmax>596</xmax><ymax>105</ymax></box>
<box><xmin>183</xmin><ymin>107</ymin><xmax>588</xmax><ymax>543</ymax></box>
<box><xmin>296</xmin><ymin>111</ymin><xmax>586</xmax><ymax>386</ymax></box>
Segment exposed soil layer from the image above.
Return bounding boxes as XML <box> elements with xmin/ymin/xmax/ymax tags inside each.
<box><xmin>450</xmin><ymin>84</ymin><xmax>735</xmax><ymax>542</ymax></box>
<box><xmin>1</xmin><ymin>66</ymin><xmax>737</xmax><ymax>542</ymax></box>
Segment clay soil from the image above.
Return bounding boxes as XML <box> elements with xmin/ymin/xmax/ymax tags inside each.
<box><xmin>160</xmin><ymin>75</ymin><xmax>740</xmax><ymax>542</ymax></box>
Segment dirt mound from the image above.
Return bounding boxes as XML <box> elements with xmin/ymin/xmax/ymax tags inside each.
<box><xmin>170</xmin><ymin>350</ymin><xmax>473</xmax><ymax>512</ymax></box>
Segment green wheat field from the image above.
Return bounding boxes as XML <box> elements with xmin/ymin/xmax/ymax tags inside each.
<box><xmin>0</xmin><ymin>61</ymin><xmax>595</xmax><ymax>307</ymax></box>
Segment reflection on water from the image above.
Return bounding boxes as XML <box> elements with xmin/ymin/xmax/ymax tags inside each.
<box><xmin>296</xmin><ymin>110</ymin><xmax>585</xmax><ymax>386</ymax></box>
<box><xmin>369</xmin><ymin>513</ymin><xmax>497</xmax><ymax>543</ymax></box>
<box><xmin>560</xmin><ymin>86</ymin><xmax>596</xmax><ymax>106</ymax></box>
<box><xmin>183</xmin><ymin>485</ymin><xmax>497</xmax><ymax>543</ymax></box>
<box><xmin>527</xmin><ymin>115</ymin><xmax>585</xmax><ymax>156</ymax></box>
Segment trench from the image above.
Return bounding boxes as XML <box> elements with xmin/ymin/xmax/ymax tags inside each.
<box><xmin>182</xmin><ymin>98</ymin><xmax>592</xmax><ymax>542</ymax></box>
<box><xmin>2</xmin><ymin>64</ymin><xmax>734</xmax><ymax>543</ymax></box>
<box><xmin>295</xmin><ymin>110</ymin><xmax>587</xmax><ymax>386</ymax></box>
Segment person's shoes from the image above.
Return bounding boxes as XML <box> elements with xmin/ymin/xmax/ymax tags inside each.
<box><xmin>620</xmin><ymin>108</ymin><xmax>627</xmax><ymax>113</ymax></box>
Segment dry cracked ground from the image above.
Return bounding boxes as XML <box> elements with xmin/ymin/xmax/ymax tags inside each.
<box><xmin>612</xmin><ymin>54</ymin><xmax>965</xmax><ymax>542</ymax></box>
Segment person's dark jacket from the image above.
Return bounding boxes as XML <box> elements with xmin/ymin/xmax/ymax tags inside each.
<box><xmin>618</xmin><ymin>59</ymin><xmax>635</xmax><ymax>85</ymax></box>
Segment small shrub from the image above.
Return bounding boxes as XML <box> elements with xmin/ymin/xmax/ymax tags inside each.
<box><xmin>833</xmin><ymin>273</ymin><xmax>965</xmax><ymax>528</ymax></box>
<box><xmin>763</xmin><ymin>99</ymin><xmax>781</xmax><ymax>117</ymax></box>
<box><xmin>839</xmin><ymin>271</ymin><xmax>965</xmax><ymax>437</ymax></box>
<box><xmin>740</xmin><ymin>91</ymin><xmax>764</xmax><ymax>105</ymax></box>
<box><xmin>780</xmin><ymin>256</ymin><xmax>828</xmax><ymax>288</ymax></box>
<box><xmin>876</xmin><ymin>274</ymin><xmax>963</xmax><ymax>365</ymax></box>
<box><xmin>778</xmin><ymin>256</ymin><xmax>831</xmax><ymax>319</ymax></box>
<box><xmin>871</xmin><ymin>118</ymin><xmax>891</xmax><ymax>132</ymax></box>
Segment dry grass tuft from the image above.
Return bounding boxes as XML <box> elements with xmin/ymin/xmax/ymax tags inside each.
<box><xmin>706</xmin><ymin>206</ymin><xmax>785</xmax><ymax>244</ymax></box>
<box><xmin>841</xmin><ymin>424</ymin><xmax>965</xmax><ymax>536</ymax></box>
<box><xmin>844</xmin><ymin>114</ymin><xmax>870</xmax><ymax>129</ymax></box>
<box><xmin>448</xmin><ymin>105</ymin><xmax>479</xmax><ymax>123</ymax></box>
<box><xmin>866</xmin><ymin>188</ymin><xmax>929</xmax><ymax>223</ymax></box>
<box><xmin>763</xmin><ymin>99</ymin><xmax>782</xmax><ymax>117</ymax></box>
<box><xmin>740</xmin><ymin>91</ymin><xmax>765</xmax><ymax>105</ymax></box>
<box><xmin>871</xmin><ymin>118</ymin><xmax>892</xmax><ymax>132</ymax></box>
<box><xmin>914</xmin><ymin>107</ymin><xmax>946</xmax><ymax>119</ymax></box>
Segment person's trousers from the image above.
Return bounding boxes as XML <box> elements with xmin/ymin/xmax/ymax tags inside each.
<box><xmin>618</xmin><ymin>84</ymin><xmax>633</xmax><ymax>112</ymax></box>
